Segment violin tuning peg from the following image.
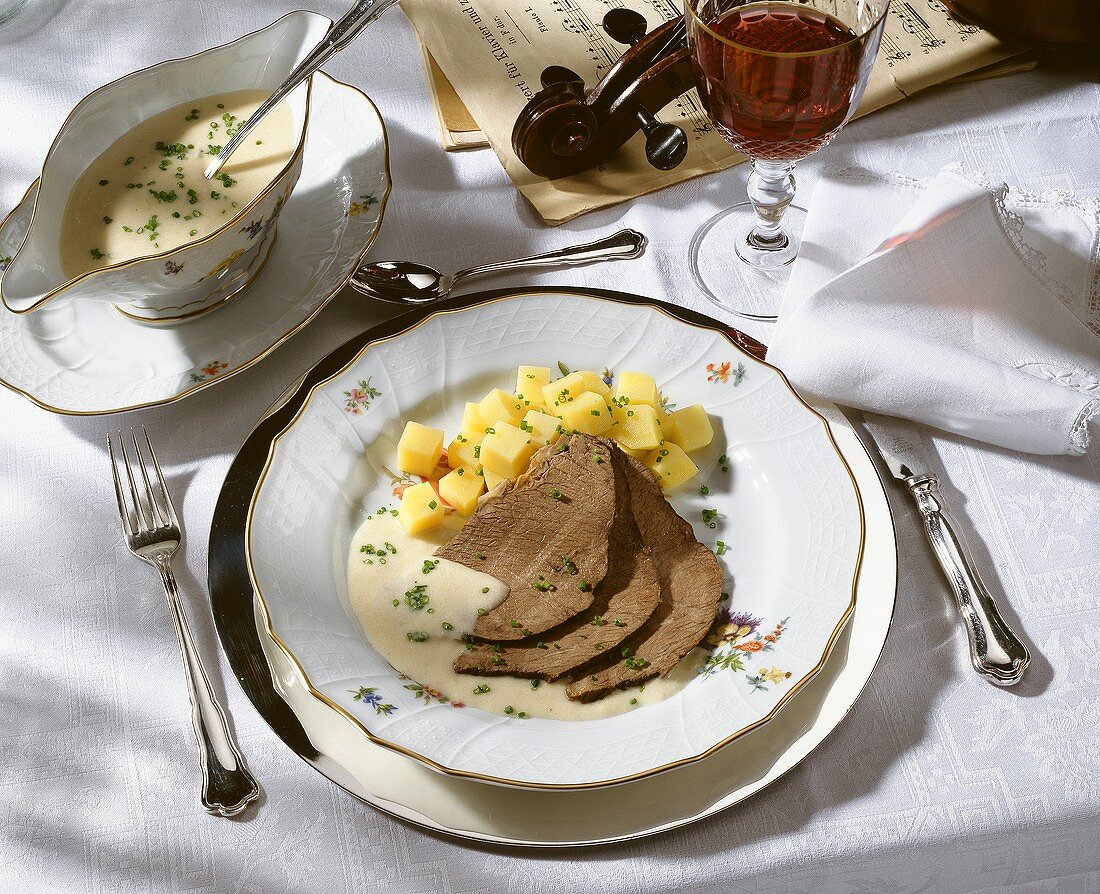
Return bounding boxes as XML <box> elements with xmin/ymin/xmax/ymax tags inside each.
<box><xmin>602</xmin><ymin>8</ymin><xmax>649</xmax><ymax>45</ymax></box>
<box><xmin>645</xmin><ymin>123</ymin><xmax>689</xmax><ymax>171</ymax></box>
<box><xmin>540</xmin><ymin>65</ymin><xmax>585</xmax><ymax>93</ymax></box>
<box><xmin>635</xmin><ymin>107</ymin><xmax>688</xmax><ymax>171</ymax></box>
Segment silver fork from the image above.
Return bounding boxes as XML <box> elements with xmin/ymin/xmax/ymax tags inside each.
<box><xmin>108</xmin><ymin>427</ymin><xmax>260</xmax><ymax>817</ymax></box>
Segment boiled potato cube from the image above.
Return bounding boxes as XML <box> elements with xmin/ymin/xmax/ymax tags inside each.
<box><xmin>542</xmin><ymin>380</ymin><xmax>566</xmax><ymax>410</ymax></box>
<box><xmin>398</xmin><ymin>481</ymin><xmax>444</xmax><ymax>534</ymax></box>
<box><xmin>614</xmin><ymin>371</ymin><xmax>659</xmax><ymax>409</ymax></box>
<box><xmin>522</xmin><ymin>410</ymin><xmax>562</xmax><ymax>446</ymax></box>
<box><xmin>558</xmin><ymin>391</ymin><xmax>613</xmax><ymax>435</ymax></box>
<box><xmin>460</xmin><ymin>401</ymin><xmax>485</xmax><ymax>433</ymax></box>
<box><xmin>438</xmin><ymin>468</ymin><xmax>485</xmax><ymax>516</ymax></box>
<box><xmin>541</xmin><ymin>370</ymin><xmax>610</xmax><ymax>408</ymax></box>
<box><xmin>541</xmin><ymin>375</ymin><xmax>577</xmax><ymax>409</ymax></box>
<box><xmin>617</xmin><ymin>444</ymin><xmax>650</xmax><ymax>459</ymax></box>
<box><xmin>481</xmin><ymin>422</ymin><xmax>537</xmax><ymax>478</ymax></box>
<box><xmin>572</xmin><ymin>370</ymin><xmax>611</xmax><ymax>398</ymax></box>
<box><xmin>479</xmin><ymin>388</ymin><xmax>525</xmax><ymax>427</ymax></box>
<box><xmin>516</xmin><ymin>367</ymin><xmax>551</xmax><ymax>408</ymax></box>
<box><xmin>455</xmin><ymin>401</ymin><xmax>488</xmax><ymax>449</ymax></box>
<box><xmin>460</xmin><ymin>426</ymin><xmax>486</xmax><ymax>448</ymax></box>
<box><xmin>447</xmin><ymin>433</ymin><xmax>481</xmax><ymax>471</ymax></box>
<box><xmin>610</xmin><ymin>403</ymin><xmax>663</xmax><ymax>451</ymax></box>
<box><xmin>397</xmin><ymin>421</ymin><xmax>444</xmax><ymax>478</ymax></box>
<box><xmin>669</xmin><ymin>404</ymin><xmax>714</xmax><ymax>453</ymax></box>
<box><xmin>644</xmin><ymin>441</ymin><xmax>699</xmax><ymax>491</ymax></box>
<box><xmin>482</xmin><ymin>466</ymin><xmax>507</xmax><ymax>491</ymax></box>
<box><xmin>657</xmin><ymin>403</ymin><xmax>677</xmax><ymax>443</ymax></box>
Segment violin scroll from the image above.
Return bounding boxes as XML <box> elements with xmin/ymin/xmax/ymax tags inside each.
<box><xmin>512</xmin><ymin>14</ymin><xmax>694</xmax><ymax>180</ymax></box>
<box><xmin>512</xmin><ymin>73</ymin><xmax>599</xmax><ymax>173</ymax></box>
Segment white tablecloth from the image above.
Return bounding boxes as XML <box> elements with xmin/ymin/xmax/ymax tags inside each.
<box><xmin>2</xmin><ymin>3</ymin><xmax>1098</xmax><ymax>892</ymax></box>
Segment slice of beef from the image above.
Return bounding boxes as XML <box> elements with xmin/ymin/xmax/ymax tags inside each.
<box><xmin>566</xmin><ymin>451</ymin><xmax>723</xmax><ymax>702</ymax></box>
<box><xmin>436</xmin><ymin>433</ymin><xmax>617</xmax><ymax>641</ymax></box>
<box><xmin>453</xmin><ymin>454</ymin><xmax>661</xmax><ymax>679</ymax></box>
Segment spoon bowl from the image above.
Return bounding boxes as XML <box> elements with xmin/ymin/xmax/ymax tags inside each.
<box><xmin>355</xmin><ymin>261</ymin><xmax>445</xmax><ymax>303</ymax></box>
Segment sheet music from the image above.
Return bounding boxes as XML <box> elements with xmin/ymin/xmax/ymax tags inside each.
<box><xmin>402</xmin><ymin>0</ymin><xmax>1023</xmax><ymax>224</ymax></box>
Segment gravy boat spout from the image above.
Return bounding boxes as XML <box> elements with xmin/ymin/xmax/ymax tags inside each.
<box><xmin>0</xmin><ymin>10</ymin><xmax>331</xmax><ymax>323</ymax></box>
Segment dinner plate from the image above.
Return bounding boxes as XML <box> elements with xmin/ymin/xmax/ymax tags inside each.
<box><xmin>0</xmin><ymin>71</ymin><xmax>390</xmax><ymax>415</ymax></box>
<box><xmin>209</xmin><ymin>287</ymin><xmax>897</xmax><ymax>845</ymax></box>
<box><xmin>237</xmin><ymin>288</ymin><xmax>865</xmax><ymax>789</ymax></box>
<box><xmin>268</xmin><ymin>409</ymin><xmax>892</xmax><ymax>845</ymax></box>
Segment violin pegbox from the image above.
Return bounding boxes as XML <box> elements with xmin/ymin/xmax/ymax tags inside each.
<box><xmin>512</xmin><ymin>13</ymin><xmax>693</xmax><ymax>180</ymax></box>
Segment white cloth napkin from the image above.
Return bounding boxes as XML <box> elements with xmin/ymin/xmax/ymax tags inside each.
<box><xmin>769</xmin><ymin>167</ymin><xmax>1100</xmax><ymax>455</ymax></box>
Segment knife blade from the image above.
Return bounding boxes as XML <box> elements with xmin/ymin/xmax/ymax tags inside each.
<box><xmin>862</xmin><ymin>413</ymin><xmax>1031</xmax><ymax>686</ymax></box>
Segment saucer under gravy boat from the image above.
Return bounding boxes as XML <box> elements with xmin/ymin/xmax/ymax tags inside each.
<box><xmin>0</xmin><ymin>11</ymin><xmax>330</xmax><ymax>324</ymax></box>
<box><xmin>0</xmin><ymin>72</ymin><xmax>391</xmax><ymax>415</ymax></box>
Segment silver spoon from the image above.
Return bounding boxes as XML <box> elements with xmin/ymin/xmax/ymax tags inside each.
<box><xmin>204</xmin><ymin>0</ymin><xmax>400</xmax><ymax>180</ymax></box>
<box><xmin>349</xmin><ymin>229</ymin><xmax>648</xmax><ymax>304</ymax></box>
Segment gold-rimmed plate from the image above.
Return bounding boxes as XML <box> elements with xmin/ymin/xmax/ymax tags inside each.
<box><xmin>0</xmin><ymin>71</ymin><xmax>390</xmax><ymax>415</ymax></box>
<box><xmin>218</xmin><ymin>401</ymin><xmax>895</xmax><ymax>847</ymax></box>
<box><xmin>235</xmin><ymin>288</ymin><xmax>865</xmax><ymax>790</ymax></box>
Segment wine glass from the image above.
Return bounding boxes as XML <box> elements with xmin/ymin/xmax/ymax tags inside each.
<box><xmin>685</xmin><ymin>0</ymin><xmax>888</xmax><ymax>320</ymax></box>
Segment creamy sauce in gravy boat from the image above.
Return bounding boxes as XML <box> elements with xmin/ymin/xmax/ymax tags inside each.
<box><xmin>0</xmin><ymin>11</ymin><xmax>330</xmax><ymax>324</ymax></box>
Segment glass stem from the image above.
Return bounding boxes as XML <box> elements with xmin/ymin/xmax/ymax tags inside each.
<box><xmin>745</xmin><ymin>159</ymin><xmax>796</xmax><ymax>250</ymax></box>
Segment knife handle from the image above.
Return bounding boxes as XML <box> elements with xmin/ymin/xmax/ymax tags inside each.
<box><xmin>907</xmin><ymin>476</ymin><xmax>1030</xmax><ymax>686</ymax></box>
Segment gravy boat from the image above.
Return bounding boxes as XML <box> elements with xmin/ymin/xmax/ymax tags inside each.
<box><xmin>0</xmin><ymin>11</ymin><xmax>330</xmax><ymax>323</ymax></box>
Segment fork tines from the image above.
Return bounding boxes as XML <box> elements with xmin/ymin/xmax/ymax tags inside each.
<box><xmin>108</xmin><ymin>426</ymin><xmax>180</xmax><ymax>537</ymax></box>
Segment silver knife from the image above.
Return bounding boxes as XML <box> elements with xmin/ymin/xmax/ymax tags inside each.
<box><xmin>862</xmin><ymin>414</ymin><xmax>1031</xmax><ymax>686</ymax></box>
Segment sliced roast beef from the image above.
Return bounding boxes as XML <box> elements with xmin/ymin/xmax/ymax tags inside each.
<box><xmin>453</xmin><ymin>454</ymin><xmax>661</xmax><ymax>679</ymax></box>
<box><xmin>566</xmin><ymin>451</ymin><xmax>723</xmax><ymax>702</ymax></box>
<box><xmin>436</xmin><ymin>433</ymin><xmax>617</xmax><ymax>641</ymax></box>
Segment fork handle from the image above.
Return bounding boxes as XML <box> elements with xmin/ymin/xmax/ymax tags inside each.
<box><xmin>157</xmin><ymin>559</ymin><xmax>260</xmax><ymax>816</ymax></box>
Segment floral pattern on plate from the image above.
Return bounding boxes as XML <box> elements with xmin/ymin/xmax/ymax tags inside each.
<box><xmin>188</xmin><ymin>360</ymin><xmax>229</xmax><ymax>383</ymax></box>
<box><xmin>701</xmin><ymin>613</ymin><xmax>791</xmax><ymax>692</ymax></box>
<box><xmin>343</xmin><ymin>377</ymin><xmax>381</xmax><ymax>414</ymax></box>
<box><xmin>349</xmin><ymin>677</ymin><xmax>468</xmax><ymax>714</ymax></box>
<box><xmin>706</xmin><ymin>361</ymin><xmax>747</xmax><ymax>385</ymax></box>
<box><xmin>349</xmin><ymin>685</ymin><xmax>396</xmax><ymax>715</ymax></box>
<box><xmin>349</xmin><ymin>192</ymin><xmax>379</xmax><ymax>217</ymax></box>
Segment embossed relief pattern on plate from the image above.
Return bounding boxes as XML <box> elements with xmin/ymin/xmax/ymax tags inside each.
<box><xmin>444</xmin><ymin>295</ymin><xmax>637</xmax><ymax>360</ymax></box>
<box><xmin>769</xmin><ymin>434</ymin><xmax>862</xmax><ymax>660</ymax></box>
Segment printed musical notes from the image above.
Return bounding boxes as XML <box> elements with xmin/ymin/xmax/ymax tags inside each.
<box><xmin>674</xmin><ymin>91</ymin><xmax>713</xmax><ymax>141</ymax></box>
<box><xmin>881</xmin><ymin>31</ymin><xmax>912</xmax><ymax>66</ymax></box>
<box><xmin>927</xmin><ymin>0</ymin><xmax>982</xmax><ymax>40</ymax></box>
<box><xmin>551</xmin><ymin>0</ymin><xmax>620</xmax><ymax>72</ymax></box>
<box><xmin>891</xmin><ymin>1</ymin><xmax>947</xmax><ymax>53</ymax></box>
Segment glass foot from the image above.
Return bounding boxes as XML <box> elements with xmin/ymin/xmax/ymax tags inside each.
<box><xmin>689</xmin><ymin>202</ymin><xmax>808</xmax><ymax>321</ymax></box>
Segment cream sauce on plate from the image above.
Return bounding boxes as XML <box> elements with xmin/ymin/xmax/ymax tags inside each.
<box><xmin>60</xmin><ymin>90</ymin><xmax>297</xmax><ymax>278</ymax></box>
<box><xmin>346</xmin><ymin>511</ymin><xmax>702</xmax><ymax>720</ymax></box>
